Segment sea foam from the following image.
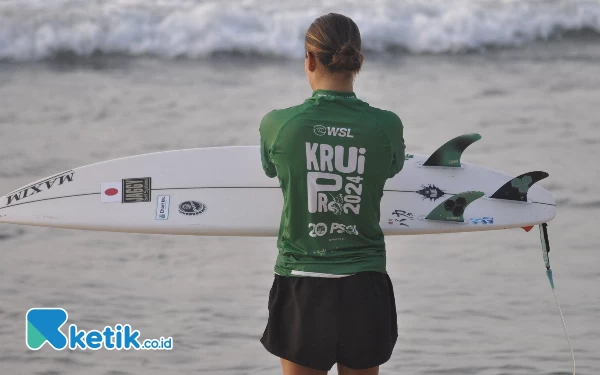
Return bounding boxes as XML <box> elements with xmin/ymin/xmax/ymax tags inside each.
<box><xmin>0</xmin><ymin>0</ymin><xmax>599</xmax><ymax>61</ymax></box>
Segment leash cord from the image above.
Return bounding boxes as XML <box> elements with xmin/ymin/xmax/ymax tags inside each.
<box><xmin>539</xmin><ymin>223</ymin><xmax>575</xmax><ymax>375</ymax></box>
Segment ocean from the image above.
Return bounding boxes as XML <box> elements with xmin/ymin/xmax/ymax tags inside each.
<box><xmin>0</xmin><ymin>0</ymin><xmax>599</xmax><ymax>374</ymax></box>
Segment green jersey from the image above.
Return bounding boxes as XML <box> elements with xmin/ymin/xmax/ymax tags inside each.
<box><xmin>260</xmin><ymin>89</ymin><xmax>405</xmax><ymax>277</ymax></box>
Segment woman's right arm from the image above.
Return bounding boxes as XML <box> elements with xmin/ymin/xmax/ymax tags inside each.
<box><xmin>259</xmin><ymin>112</ymin><xmax>278</xmax><ymax>178</ymax></box>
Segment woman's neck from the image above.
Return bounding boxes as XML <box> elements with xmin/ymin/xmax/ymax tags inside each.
<box><xmin>312</xmin><ymin>74</ymin><xmax>354</xmax><ymax>93</ymax></box>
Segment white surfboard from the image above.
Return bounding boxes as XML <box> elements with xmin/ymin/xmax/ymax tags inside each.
<box><xmin>0</xmin><ymin>135</ymin><xmax>555</xmax><ymax>236</ymax></box>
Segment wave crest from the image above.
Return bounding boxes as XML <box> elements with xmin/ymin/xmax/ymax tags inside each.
<box><xmin>0</xmin><ymin>0</ymin><xmax>599</xmax><ymax>61</ymax></box>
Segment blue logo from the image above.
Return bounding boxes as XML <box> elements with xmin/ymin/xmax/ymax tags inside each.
<box><xmin>26</xmin><ymin>308</ymin><xmax>68</xmax><ymax>350</ymax></box>
<box><xmin>26</xmin><ymin>308</ymin><xmax>173</xmax><ymax>350</ymax></box>
<box><xmin>470</xmin><ymin>217</ymin><xmax>494</xmax><ymax>225</ymax></box>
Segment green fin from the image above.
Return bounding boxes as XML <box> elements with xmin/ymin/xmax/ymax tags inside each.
<box><xmin>490</xmin><ymin>171</ymin><xmax>549</xmax><ymax>202</ymax></box>
<box><xmin>425</xmin><ymin>191</ymin><xmax>485</xmax><ymax>222</ymax></box>
<box><xmin>423</xmin><ymin>133</ymin><xmax>482</xmax><ymax>167</ymax></box>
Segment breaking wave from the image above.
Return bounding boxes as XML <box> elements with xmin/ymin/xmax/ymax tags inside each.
<box><xmin>0</xmin><ymin>0</ymin><xmax>599</xmax><ymax>61</ymax></box>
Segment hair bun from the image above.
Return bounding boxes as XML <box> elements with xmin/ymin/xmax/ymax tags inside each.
<box><xmin>330</xmin><ymin>43</ymin><xmax>361</xmax><ymax>71</ymax></box>
<box><xmin>338</xmin><ymin>44</ymin><xmax>357</xmax><ymax>56</ymax></box>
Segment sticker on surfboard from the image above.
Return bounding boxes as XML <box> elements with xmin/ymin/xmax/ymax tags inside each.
<box><xmin>122</xmin><ymin>177</ymin><xmax>151</xmax><ymax>203</ymax></box>
<box><xmin>156</xmin><ymin>195</ymin><xmax>170</xmax><ymax>220</ymax></box>
<box><xmin>101</xmin><ymin>182</ymin><xmax>122</xmax><ymax>203</ymax></box>
<box><xmin>178</xmin><ymin>201</ymin><xmax>206</xmax><ymax>216</ymax></box>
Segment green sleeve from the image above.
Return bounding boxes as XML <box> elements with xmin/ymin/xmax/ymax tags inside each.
<box><xmin>384</xmin><ymin>112</ymin><xmax>406</xmax><ymax>178</ymax></box>
<box><xmin>259</xmin><ymin>111</ymin><xmax>279</xmax><ymax>178</ymax></box>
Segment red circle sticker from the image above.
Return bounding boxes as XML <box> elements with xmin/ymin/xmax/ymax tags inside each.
<box><xmin>105</xmin><ymin>188</ymin><xmax>119</xmax><ymax>196</ymax></box>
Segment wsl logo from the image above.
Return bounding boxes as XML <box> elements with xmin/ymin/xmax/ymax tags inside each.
<box><xmin>26</xmin><ymin>308</ymin><xmax>173</xmax><ymax>350</ymax></box>
<box><xmin>314</xmin><ymin>125</ymin><xmax>327</xmax><ymax>136</ymax></box>
<box><xmin>313</xmin><ymin>125</ymin><xmax>354</xmax><ymax>138</ymax></box>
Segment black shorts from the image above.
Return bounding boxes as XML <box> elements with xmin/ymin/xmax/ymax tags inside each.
<box><xmin>260</xmin><ymin>271</ymin><xmax>398</xmax><ymax>371</ymax></box>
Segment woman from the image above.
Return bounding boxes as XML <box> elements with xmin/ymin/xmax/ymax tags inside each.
<box><xmin>259</xmin><ymin>13</ymin><xmax>406</xmax><ymax>375</ymax></box>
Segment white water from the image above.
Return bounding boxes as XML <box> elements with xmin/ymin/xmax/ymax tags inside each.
<box><xmin>1</xmin><ymin>0</ymin><xmax>599</xmax><ymax>61</ymax></box>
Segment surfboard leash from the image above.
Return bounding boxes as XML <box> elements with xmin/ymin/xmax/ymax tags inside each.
<box><xmin>539</xmin><ymin>223</ymin><xmax>576</xmax><ymax>375</ymax></box>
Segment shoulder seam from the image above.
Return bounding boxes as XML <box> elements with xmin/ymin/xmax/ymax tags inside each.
<box><xmin>357</xmin><ymin>106</ymin><xmax>393</xmax><ymax>151</ymax></box>
<box><xmin>270</xmin><ymin>102</ymin><xmax>316</xmax><ymax>158</ymax></box>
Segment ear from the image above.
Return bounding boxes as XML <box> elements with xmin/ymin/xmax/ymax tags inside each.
<box><xmin>306</xmin><ymin>51</ymin><xmax>317</xmax><ymax>72</ymax></box>
<box><xmin>359</xmin><ymin>52</ymin><xmax>364</xmax><ymax>65</ymax></box>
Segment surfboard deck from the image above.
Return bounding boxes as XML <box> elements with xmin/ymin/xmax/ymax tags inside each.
<box><xmin>0</xmin><ymin>144</ymin><xmax>555</xmax><ymax>236</ymax></box>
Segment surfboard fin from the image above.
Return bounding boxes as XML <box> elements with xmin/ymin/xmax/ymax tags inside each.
<box><xmin>425</xmin><ymin>191</ymin><xmax>485</xmax><ymax>223</ymax></box>
<box><xmin>423</xmin><ymin>133</ymin><xmax>481</xmax><ymax>168</ymax></box>
<box><xmin>490</xmin><ymin>171</ymin><xmax>549</xmax><ymax>202</ymax></box>
<box><xmin>522</xmin><ymin>226</ymin><xmax>534</xmax><ymax>232</ymax></box>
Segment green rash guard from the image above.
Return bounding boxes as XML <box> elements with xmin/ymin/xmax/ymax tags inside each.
<box><xmin>260</xmin><ymin>89</ymin><xmax>406</xmax><ymax>277</ymax></box>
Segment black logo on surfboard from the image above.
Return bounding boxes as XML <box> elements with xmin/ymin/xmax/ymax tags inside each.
<box><xmin>122</xmin><ymin>177</ymin><xmax>151</xmax><ymax>203</ymax></box>
<box><xmin>5</xmin><ymin>170</ymin><xmax>75</xmax><ymax>207</ymax></box>
<box><xmin>417</xmin><ymin>184</ymin><xmax>445</xmax><ymax>201</ymax></box>
<box><xmin>178</xmin><ymin>201</ymin><xmax>206</xmax><ymax>216</ymax></box>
